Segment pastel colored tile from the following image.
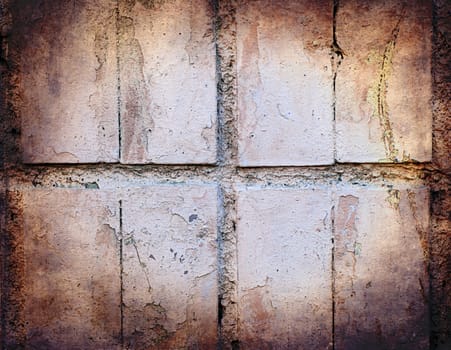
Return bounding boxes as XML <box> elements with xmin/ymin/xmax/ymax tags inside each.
<box><xmin>334</xmin><ymin>186</ymin><xmax>429</xmax><ymax>349</ymax></box>
<box><xmin>11</xmin><ymin>0</ymin><xmax>119</xmax><ymax>163</ymax></box>
<box><xmin>236</xmin><ymin>0</ymin><xmax>334</xmax><ymax>166</ymax></box>
<box><xmin>21</xmin><ymin>189</ymin><xmax>121</xmax><ymax>349</ymax></box>
<box><xmin>119</xmin><ymin>0</ymin><xmax>217</xmax><ymax>164</ymax></box>
<box><xmin>335</xmin><ymin>0</ymin><xmax>432</xmax><ymax>162</ymax></box>
<box><xmin>236</xmin><ymin>186</ymin><xmax>332</xmax><ymax>348</ymax></box>
<box><xmin>121</xmin><ymin>184</ymin><xmax>218</xmax><ymax>349</ymax></box>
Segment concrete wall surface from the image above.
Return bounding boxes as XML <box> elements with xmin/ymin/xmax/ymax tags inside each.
<box><xmin>0</xmin><ymin>0</ymin><xmax>449</xmax><ymax>349</ymax></box>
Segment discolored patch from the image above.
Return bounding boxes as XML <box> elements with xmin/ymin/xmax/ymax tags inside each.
<box><xmin>334</xmin><ymin>186</ymin><xmax>429</xmax><ymax>350</ymax></box>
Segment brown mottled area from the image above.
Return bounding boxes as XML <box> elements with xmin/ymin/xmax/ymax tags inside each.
<box><xmin>236</xmin><ymin>187</ymin><xmax>332</xmax><ymax>349</ymax></box>
<box><xmin>2</xmin><ymin>190</ymin><xmax>26</xmax><ymax>347</ymax></box>
<box><xmin>336</xmin><ymin>0</ymin><xmax>432</xmax><ymax>162</ymax></box>
<box><xmin>334</xmin><ymin>187</ymin><xmax>430</xmax><ymax>350</ymax></box>
<box><xmin>4</xmin><ymin>189</ymin><xmax>121</xmax><ymax>349</ymax></box>
<box><xmin>430</xmin><ymin>1</ymin><xmax>451</xmax><ymax>348</ymax></box>
<box><xmin>8</xmin><ymin>0</ymin><xmax>119</xmax><ymax>163</ymax></box>
<box><xmin>121</xmin><ymin>185</ymin><xmax>218</xmax><ymax>349</ymax></box>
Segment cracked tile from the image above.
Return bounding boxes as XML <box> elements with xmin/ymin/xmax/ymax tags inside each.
<box><xmin>236</xmin><ymin>0</ymin><xmax>334</xmax><ymax>166</ymax></box>
<box><xmin>335</xmin><ymin>0</ymin><xmax>432</xmax><ymax>163</ymax></box>
<box><xmin>334</xmin><ymin>185</ymin><xmax>429</xmax><ymax>349</ymax></box>
<box><xmin>19</xmin><ymin>189</ymin><xmax>121</xmax><ymax>348</ymax></box>
<box><xmin>121</xmin><ymin>184</ymin><xmax>218</xmax><ymax>349</ymax></box>
<box><xmin>119</xmin><ymin>0</ymin><xmax>217</xmax><ymax>164</ymax></box>
<box><xmin>236</xmin><ymin>186</ymin><xmax>332</xmax><ymax>348</ymax></box>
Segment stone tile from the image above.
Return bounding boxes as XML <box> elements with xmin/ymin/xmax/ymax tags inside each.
<box><xmin>335</xmin><ymin>0</ymin><xmax>432</xmax><ymax>162</ymax></box>
<box><xmin>119</xmin><ymin>0</ymin><xmax>217</xmax><ymax>164</ymax></box>
<box><xmin>21</xmin><ymin>189</ymin><xmax>121</xmax><ymax>349</ymax></box>
<box><xmin>334</xmin><ymin>186</ymin><xmax>429</xmax><ymax>349</ymax></box>
<box><xmin>121</xmin><ymin>185</ymin><xmax>218</xmax><ymax>349</ymax></box>
<box><xmin>236</xmin><ymin>187</ymin><xmax>332</xmax><ymax>348</ymax></box>
<box><xmin>236</xmin><ymin>0</ymin><xmax>334</xmax><ymax>166</ymax></box>
<box><xmin>11</xmin><ymin>1</ymin><xmax>119</xmax><ymax>163</ymax></box>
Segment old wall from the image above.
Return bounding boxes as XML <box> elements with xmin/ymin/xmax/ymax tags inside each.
<box><xmin>0</xmin><ymin>0</ymin><xmax>449</xmax><ymax>349</ymax></box>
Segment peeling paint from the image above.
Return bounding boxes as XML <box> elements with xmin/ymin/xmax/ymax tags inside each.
<box><xmin>0</xmin><ymin>0</ymin><xmax>449</xmax><ymax>349</ymax></box>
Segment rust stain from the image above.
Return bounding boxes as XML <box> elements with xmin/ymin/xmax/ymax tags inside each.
<box><xmin>405</xmin><ymin>189</ymin><xmax>429</xmax><ymax>265</ymax></box>
<box><xmin>335</xmin><ymin>195</ymin><xmax>360</xmax><ymax>300</ymax></box>
<box><xmin>118</xmin><ymin>13</ymin><xmax>153</xmax><ymax>163</ymax></box>
<box><xmin>386</xmin><ymin>188</ymin><xmax>400</xmax><ymax>210</ymax></box>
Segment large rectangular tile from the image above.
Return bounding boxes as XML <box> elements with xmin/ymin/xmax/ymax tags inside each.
<box><xmin>334</xmin><ymin>186</ymin><xmax>429</xmax><ymax>349</ymax></box>
<box><xmin>335</xmin><ymin>0</ymin><xmax>432</xmax><ymax>162</ymax></box>
<box><xmin>10</xmin><ymin>0</ymin><xmax>119</xmax><ymax>163</ymax></box>
<box><xmin>21</xmin><ymin>189</ymin><xmax>121</xmax><ymax>349</ymax></box>
<box><xmin>122</xmin><ymin>184</ymin><xmax>218</xmax><ymax>349</ymax></box>
<box><xmin>236</xmin><ymin>0</ymin><xmax>334</xmax><ymax>166</ymax></box>
<box><xmin>236</xmin><ymin>186</ymin><xmax>332</xmax><ymax>348</ymax></box>
<box><xmin>119</xmin><ymin>0</ymin><xmax>217</xmax><ymax>164</ymax></box>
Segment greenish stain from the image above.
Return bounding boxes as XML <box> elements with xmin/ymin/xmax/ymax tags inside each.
<box><xmin>386</xmin><ymin>188</ymin><xmax>401</xmax><ymax>210</ymax></box>
<box><xmin>354</xmin><ymin>242</ymin><xmax>362</xmax><ymax>256</ymax></box>
<box><xmin>84</xmin><ymin>182</ymin><xmax>99</xmax><ymax>189</ymax></box>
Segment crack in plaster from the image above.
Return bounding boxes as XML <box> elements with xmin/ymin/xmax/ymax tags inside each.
<box><xmin>367</xmin><ymin>10</ymin><xmax>405</xmax><ymax>162</ymax></box>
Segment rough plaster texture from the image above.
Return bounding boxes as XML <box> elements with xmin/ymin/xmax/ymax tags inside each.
<box><xmin>334</xmin><ymin>186</ymin><xmax>430</xmax><ymax>349</ymax></box>
<box><xmin>19</xmin><ymin>189</ymin><xmax>121</xmax><ymax>349</ymax></box>
<box><xmin>236</xmin><ymin>0</ymin><xmax>334</xmax><ymax>166</ymax></box>
<box><xmin>10</xmin><ymin>0</ymin><xmax>119</xmax><ymax>163</ymax></box>
<box><xmin>119</xmin><ymin>0</ymin><xmax>217</xmax><ymax>164</ymax></box>
<box><xmin>335</xmin><ymin>0</ymin><xmax>433</xmax><ymax>163</ymax></box>
<box><xmin>0</xmin><ymin>0</ymin><xmax>449</xmax><ymax>349</ymax></box>
<box><xmin>236</xmin><ymin>187</ymin><xmax>332</xmax><ymax>349</ymax></box>
<box><xmin>430</xmin><ymin>1</ymin><xmax>451</xmax><ymax>348</ymax></box>
<box><xmin>122</xmin><ymin>185</ymin><xmax>218</xmax><ymax>349</ymax></box>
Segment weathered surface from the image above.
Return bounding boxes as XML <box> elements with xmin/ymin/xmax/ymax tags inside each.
<box><xmin>10</xmin><ymin>0</ymin><xmax>119</xmax><ymax>163</ymax></box>
<box><xmin>13</xmin><ymin>189</ymin><xmax>121</xmax><ymax>349</ymax></box>
<box><xmin>334</xmin><ymin>186</ymin><xmax>429</xmax><ymax>349</ymax></box>
<box><xmin>122</xmin><ymin>185</ymin><xmax>218</xmax><ymax>349</ymax></box>
<box><xmin>0</xmin><ymin>0</ymin><xmax>449</xmax><ymax>349</ymax></box>
<box><xmin>215</xmin><ymin>0</ymin><xmax>241</xmax><ymax>347</ymax></box>
<box><xmin>236</xmin><ymin>187</ymin><xmax>332</xmax><ymax>349</ymax></box>
<box><xmin>236</xmin><ymin>0</ymin><xmax>334</xmax><ymax>166</ymax></box>
<box><xmin>119</xmin><ymin>0</ymin><xmax>217</xmax><ymax>164</ymax></box>
<box><xmin>430</xmin><ymin>1</ymin><xmax>451</xmax><ymax>348</ymax></box>
<box><xmin>335</xmin><ymin>0</ymin><xmax>432</xmax><ymax>163</ymax></box>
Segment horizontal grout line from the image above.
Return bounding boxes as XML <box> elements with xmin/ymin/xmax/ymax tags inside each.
<box><xmin>2</xmin><ymin>161</ymin><xmax>439</xmax><ymax>172</ymax></box>
<box><xmin>2</xmin><ymin>166</ymin><xmax>441</xmax><ymax>191</ymax></box>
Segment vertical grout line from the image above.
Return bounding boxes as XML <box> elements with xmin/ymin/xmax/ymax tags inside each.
<box><xmin>427</xmin><ymin>187</ymin><xmax>434</xmax><ymax>347</ymax></box>
<box><xmin>216</xmin><ymin>184</ymin><xmax>225</xmax><ymax>350</ymax></box>
<box><xmin>429</xmin><ymin>3</ymin><xmax>437</xmax><ymax>346</ymax></box>
<box><xmin>0</xmin><ymin>182</ymin><xmax>7</xmax><ymax>350</ymax></box>
<box><xmin>119</xmin><ymin>199</ymin><xmax>124</xmax><ymax>349</ymax></box>
<box><xmin>213</xmin><ymin>0</ymin><xmax>224</xmax><ymax>168</ymax></box>
<box><xmin>116</xmin><ymin>0</ymin><xmax>122</xmax><ymax>162</ymax></box>
<box><xmin>212</xmin><ymin>0</ymin><xmax>225</xmax><ymax>347</ymax></box>
<box><xmin>331</xmin><ymin>193</ymin><xmax>336</xmax><ymax>350</ymax></box>
<box><xmin>213</xmin><ymin>0</ymin><xmax>240</xmax><ymax>347</ymax></box>
<box><xmin>331</xmin><ymin>0</ymin><xmax>343</xmax><ymax>164</ymax></box>
<box><xmin>331</xmin><ymin>3</ymin><xmax>342</xmax><ymax>346</ymax></box>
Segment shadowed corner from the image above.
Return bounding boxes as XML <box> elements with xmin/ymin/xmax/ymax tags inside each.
<box><xmin>8</xmin><ymin>0</ymin><xmax>119</xmax><ymax>165</ymax></box>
